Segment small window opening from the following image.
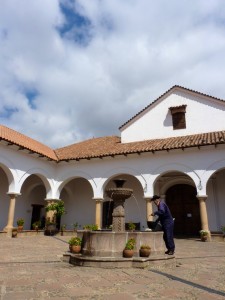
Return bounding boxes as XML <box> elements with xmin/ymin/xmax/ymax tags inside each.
<box><xmin>169</xmin><ymin>105</ymin><xmax>187</xmax><ymax>130</ymax></box>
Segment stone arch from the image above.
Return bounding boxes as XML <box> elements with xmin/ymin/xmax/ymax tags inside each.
<box><xmin>204</xmin><ymin>165</ymin><xmax>225</xmax><ymax>232</ymax></box>
<box><xmin>18</xmin><ymin>168</ymin><xmax>53</xmax><ymax>198</ymax></box>
<box><xmin>101</xmin><ymin>172</ymin><xmax>146</xmax><ymax>230</ymax></box>
<box><xmin>16</xmin><ymin>173</ymin><xmax>49</xmax><ymax>230</ymax></box>
<box><xmin>55</xmin><ymin>170</ymin><xmax>96</xmax><ymax>199</ymax></box>
<box><xmin>201</xmin><ymin>159</ymin><xmax>225</xmax><ymax>192</ymax></box>
<box><xmin>150</xmin><ymin>162</ymin><xmax>200</xmax><ymax>193</ymax></box>
<box><xmin>97</xmin><ymin>166</ymin><xmax>147</xmax><ymax>198</ymax></box>
<box><xmin>0</xmin><ymin>162</ymin><xmax>14</xmax><ymax>189</ymax></box>
<box><xmin>160</xmin><ymin>174</ymin><xmax>196</xmax><ymax>195</ymax></box>
<box><xmin>59</xmin><ymin>175</ymin><xmax>95</xmax><ymax>230</ymax></box>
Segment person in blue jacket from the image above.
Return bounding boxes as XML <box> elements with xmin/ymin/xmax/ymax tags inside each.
<box><xmin>151</xmin><ymin>195</ymin><xmax>175</xmax><ymax>255</ymax></box>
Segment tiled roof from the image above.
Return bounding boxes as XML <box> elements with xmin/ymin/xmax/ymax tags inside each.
<box><xmin>1</xmin><ymin>127</ymin><xmax>225</xmax><ymax>162</ymax></box>
<box><xmin>0</xmin><ymin>125</ymin><xmax>57</xmax><ymax>161</ymax></box>
<box><xmin>55</xmin><ymin>131</ymin><xmax>225</xmax><ymax>161</ymax></box>
<box><xmin>119</xmin><ymin>85</ymin><xmax>225</xmax><ymax>130</ymax></box>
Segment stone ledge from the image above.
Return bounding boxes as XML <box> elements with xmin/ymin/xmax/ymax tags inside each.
<box><xmin>63</xmin><ymin>252</ymin><xmax>176</xmax><ymax>269</ymax></box>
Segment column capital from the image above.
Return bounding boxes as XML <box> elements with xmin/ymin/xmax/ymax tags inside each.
<box><xmin>196</xmin><ymin>195</ymin><xmax>208</xmax><ymax>200</ymax></box>
<box><xmin>92</xmin><ymin>197</ymin><xmax>104</xmax><ymax>202</ymax></box>
<box><xmin>45</xmin><ymin>198</ymin><xmax>61</xmax><ymax>202</ymax></box>
<box><xmin>143</xmin><ymin>196</ymin><xmax>152</xmax><ymax>201</ymax></box>
<box><xmin>7</xmin><ymin>192</ymin><xmax>21</xmax><ymax>198</ymax></box>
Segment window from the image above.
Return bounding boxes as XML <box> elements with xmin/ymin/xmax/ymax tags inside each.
<box><xmin>169</xmin><ymin>105</ymin><xmax>187</xmax><ymax>130</ymax></box>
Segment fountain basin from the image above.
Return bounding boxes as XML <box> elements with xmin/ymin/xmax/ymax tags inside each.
<box><xmin>106</xmin><ymin>188</ymin><xmax>133</xmax><ymax>201</ymax></box>
<box><xmin>63</xmin><ymin>231</ymin><xmax>176</xmax><ymax>269</ymax></box>
<box><xmin>81</xmin><ymin>231</ymin><xmax>165</xmax><ymax>257</ymax></box>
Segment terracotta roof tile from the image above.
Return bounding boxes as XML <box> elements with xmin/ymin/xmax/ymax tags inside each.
<box><xmin>55</xmin><ymin>131</ymin><xmax>225</xmax><ymax>161</ymax></box>
<box><xmin>1</xmin><ymin>125</ymin><xmax>225</xmax><ymax>162</ymax></box>
<box><xmin>0</xmin><ymin>125</ymin><xmax>57</xmax><ymax>160</ymax></box>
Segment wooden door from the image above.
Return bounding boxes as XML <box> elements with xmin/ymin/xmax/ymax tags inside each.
<box><xmin>166</xmin><ymin>184</ymin><xmax>201</xmax><ymax>236</ymax></box>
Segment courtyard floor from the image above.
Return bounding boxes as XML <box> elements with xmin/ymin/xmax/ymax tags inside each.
<box><xmin>0</xmin><ymin>235</ymin><xmax>224</xmax><ymax>299</ymax></box>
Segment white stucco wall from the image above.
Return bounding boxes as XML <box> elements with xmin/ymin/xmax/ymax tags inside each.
<box><xmin>1</xmin><ymin>137</ymin><xmax>225</xmax><ymax>232</ymax></box>
<box><xmin>121</xmin><ymin>90</ymin><xmax>225</xmax><ymax>142</ymax></box>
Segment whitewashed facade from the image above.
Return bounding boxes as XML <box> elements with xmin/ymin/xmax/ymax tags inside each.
<box><xmin>0</xmin><ymin>86</ymin><xmax>225</xmax><ymax>236</ymax></box>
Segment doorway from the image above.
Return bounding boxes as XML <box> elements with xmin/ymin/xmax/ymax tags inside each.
<box><xmin>30</xmin><ymin>204</ymin><xmax>44</xmax><ymax>230</ymax></box>
<box><xmin>102</xmin><ymin>201</ymin><xmax>113</xmax><ymax>228</ymax></box>
<box><xmin>166</xmin><ymin>184</ymin><xmax>201</xmax><ymax>236</ymax></box>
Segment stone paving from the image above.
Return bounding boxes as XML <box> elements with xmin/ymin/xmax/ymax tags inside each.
<box><xmin>0</xmin><ymin>235</ymin><xmax>224</xmax><ymax>299</ymax></box>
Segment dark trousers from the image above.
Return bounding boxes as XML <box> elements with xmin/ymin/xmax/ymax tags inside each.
<box><xmin>162</xmin><ymin>220</ymin><xmax>175</xmax><ymax>251</ymax></box>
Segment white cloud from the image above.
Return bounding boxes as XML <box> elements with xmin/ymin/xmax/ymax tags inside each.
<box><xmin>0</xmin><ymin>0</ymin><xmax>225</xmax><ymax>147</ymax></box>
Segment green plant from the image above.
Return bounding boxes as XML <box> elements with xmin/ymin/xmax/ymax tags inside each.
<box><xmin>125</xmin><ymin>238</ymin><xmax>136</xmax><ymax>250</ymax></box>
<box><xmin>83</xmin><ymin>224</ymin><xmax>98</xmax><ymax>231</ymax></box>
<box><xmin>61</xmin><ymin>224</ymin><xmax>66</xmax><ymax>231</ymax></box>
<box><xmin>72</xmin><ymin>222</ymin><xmax>79</xmax><ymax>230</ymax></box>
<box><xmin>140</xmin><ymin>244</ymin><xmax>151</xmax><ymax>250</ymax></box>
<box><xmin>32</xmin><ymin>221</ymin><xmax>41</xmax><ymax>229</ymax></box>
<box><xmin>128</xmin><ymin>222</ymin><xmax>136</xmax><ymax>231</ymax></box>
<box><xmin>199</xmin><ymin>229</ymin><xmax>209</xmax><ymax>237</ymax></box>
<box><xmin>45</xmin><ymin>200</ymin><xmax>65</xmax><ymax>217</ymax></box>
<box><xmin>68</xmin><ymin>237</ymin><xmax>82</xmax><ymax>246</ymax></box>
<box><xmin>46</xmin><ymin>218</ymin><xmax>56</xmax><ymax>225</ymax></box>
<box><xmin>221</xmin><ymin>226</ymin><xmax>225</xmax><ymax>233</ymax></box>
<box><xmin>17</xmin><ymin>218</ymin><xmax>25</xmax><ymax>226</ymax></box>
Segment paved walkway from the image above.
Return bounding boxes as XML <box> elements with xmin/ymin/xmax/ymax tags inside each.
<box><xmin>0</xmin><ymin>235</ymin><xmax>224</xmax><ymax>299</ymax></box>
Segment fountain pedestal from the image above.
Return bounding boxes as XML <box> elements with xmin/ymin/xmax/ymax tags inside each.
<box><xmin>106</xmin><ymin>187</ymin><xmax>133</xmax><ymax>232</ymax></box>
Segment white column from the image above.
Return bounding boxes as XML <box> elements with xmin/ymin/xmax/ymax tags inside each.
<box><xmin>3</xmin><ymin>193</ymin><xmax>21</xmax><ymax>236</ymax></box>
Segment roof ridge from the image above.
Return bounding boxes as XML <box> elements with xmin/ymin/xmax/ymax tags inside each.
<box><xmin>119</xmin><ymin>85</ymin><xmax>225</xmax><ymax>130</ymax></box>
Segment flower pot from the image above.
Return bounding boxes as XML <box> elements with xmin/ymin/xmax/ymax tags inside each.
<box><xmin>139</xmin><ymin>248</ymin><xmax>151</xmax><ymax>257</ymax></box>
<box><xmin>71</xmin><ymin>245</ymin><xmax>81</xmax><ymax>254</ymax></box>
<box><xmin>12</xmin><ymin>229</ymin><xmax>17</xmax><ymax>238</ymax></box>
<box><xmin>17</xmin><ymin>225</ymin><xmax>23</xmax><ymax>232</ymax></box>
<box><xmin>201</xmin><ymin>235</ymin><xmax>207</xmax><ymax>242</ymax></box>
<box><xmin>123</xmin><ymin>249</ymin><xmax>134</xmax><ymax>258</ymax></box>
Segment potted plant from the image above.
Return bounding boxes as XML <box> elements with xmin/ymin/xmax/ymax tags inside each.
<box><xmin>139</xmin><ymin>244</ymin><xmax>151</xmax><ymax>257</ymax></box>
<box><xmin>12</xmin><ymin>227</ymin><xmax>18</xmax><ymax>238</ymax></box>
<box><xmin>83</xmin><ymin>224</ymin><xmax>98</xmax><ymax>231</ymax></box>
<box><xmin>123</xmin><ymin>238</ymin><xmax>136</xmax><ymax>258</ymax></box>
<box><xmin>45</xmin><ymin>200</ymin><xmax>65</xmax><ymax>233</ymax></box>
<box><xmin>128</xmin><ymin>222</ymin><xmax>136</xmax><ymax>231</ymax></box>
<box><xmin>221</xmin><ymin>226</ymin><xmax>225</xmax><ymax>236</ymax></box>
<box><xmin>60</xmin><ymin>224</ymin><xmax>66</xmax><ymax>235</ymax></box>
<box><xmin>32</xmin><ymin>221</ymin><xmax>41</xmax><ymax>232</ymax></box>
<box><xmin>68</xmin><ymin>237</ymin><xmax>82</xmax><ymax>253</ymax></box>
<box><xmin>199</xmin><ymin>229</ymin><xmax>209</xmax><ymax>241</ymax></box>
<box><xmin>72</xmin><ymin>222</ymin><xmax>79</xmax><ymax>232</ymax></box>
<box><xmin>17</xmin><ymin>218</ymin><xmax>24</xmax><ymax>232</ymax></box>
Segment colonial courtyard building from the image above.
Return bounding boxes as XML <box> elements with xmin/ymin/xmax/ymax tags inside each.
<box><xmin>0</xmin><ymin>85</ymin><xmax>225</xmax><ymax>237</ymax></box>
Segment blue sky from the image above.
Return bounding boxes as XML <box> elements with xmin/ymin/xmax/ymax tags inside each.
<box><xmin>0</xmin><ymin>0</ymin><xmax>225</xmax><ymax>148</ymax></box>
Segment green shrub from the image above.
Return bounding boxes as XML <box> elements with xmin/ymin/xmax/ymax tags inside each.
<box><xmin>140</xmin><ymin>244</ymin><xmax>151</xmax><ymax>249</ymax></box>
<box><xmin>17</xmin><ymin>218</ymin><xmax>24</xmax><ymax>226</ymax></box>
<box><xmin>125</xmin><ymin>238</ymin><xmax>136</xmax><ymax>250</ymax></box>
<box><xmin>68</xmin><ymin>237</ymin><xmax>82</xmax><ymax>246</ymax></box>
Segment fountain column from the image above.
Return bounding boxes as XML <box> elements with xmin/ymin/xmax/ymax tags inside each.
<box><xmin>106</xmin><ymin>179</ymin><xmax>133</xmax><ymax>232</ymax></box>
<box><xmin>112</xmin><ymin>199</ymin><xmax>125</xmax><ymax>232</ymax></box>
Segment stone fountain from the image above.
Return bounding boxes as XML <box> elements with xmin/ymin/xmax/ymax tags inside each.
<box><xmin>106</xmin><ymin>179</ymin><xmax>133</xmax><ymax>232</ymax></box>
<box><xmin>63</xmin><ymin>179</ymin><xmax>175</xmax><ymax>268</ymax></box>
